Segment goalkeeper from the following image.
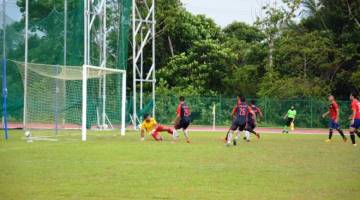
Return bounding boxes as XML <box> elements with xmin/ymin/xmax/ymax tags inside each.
<box><xmin>140</xmin><ymin>114</ymin><xmax>177</xmax><ymax>141</ymax></box>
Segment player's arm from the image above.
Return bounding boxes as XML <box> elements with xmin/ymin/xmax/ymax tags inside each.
<box><xmin>140</xmin><ymin>123</ymin><xmax>146</xmax><ymax>140</ymax></box>
<box><xmin>258</xmin><ymin>108</ymin><xmax>264</xmax><ymax>119</ymax></box>
<box><xmin>173</xmin><ymin>104</ymin><xmax>181</xmax><ymax>125</ymax></box>
<box><xmin>283</xmin><ymin>111</ymin><xmax>288</xmax><ymax>120</ymax></box>
<box><xmin>322</xmin><ymin>111</ymin><xmax>329</xmax><ymax>118</ymax></box>
<box><xmin>231</xmin><ymin>106</ymin><xmax>237</xmax><ymax>118</ymax></box>
<box><xmin>292</xmin><ymin>111</ymin><xmax>296</xmax><ymax>122</ymax></box>
<box><xmin>351</xmin><ymin>106</ymin><xmax>356</xmax><ymax>125</ymax></box>
<box><xmin>335</xmin><ymin>108</ymin><xmax>340</xmax><ymax>122</ymax></box>
<box><xmin>249</xmin><ymin>107</ymin><xmax>256</xmax><ymax>124</ymax></box>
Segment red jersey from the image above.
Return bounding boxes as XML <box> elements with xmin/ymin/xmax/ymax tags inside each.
<box><xmin>176</xmin><ymin>101</ymin><xmax>190</xmax><ymax>119</ymax></box>
<box><xmin>329</xmin><ymin>101</ymin><xmax>339</xmax><ymax>120</ymax></box>
<box><xmin>351</xmin><ymin>99</ymin><xmax>360</xmax><ymax>119</ymax></box>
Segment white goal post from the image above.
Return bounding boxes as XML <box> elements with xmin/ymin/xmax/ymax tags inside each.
<box><xmin>82</xmin><ymin>65</ymin><xmax>127</xmax><ymax>141</ymax></box>
<box><xmin>16</xmin><ymin>61</ymin><xmax>127</xmax><ymax>141</ymax></box>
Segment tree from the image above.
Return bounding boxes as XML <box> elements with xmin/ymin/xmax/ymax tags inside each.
<box><xmin>158</xmin><ymin>39</ymin><xmax>236</xmax><ymax>95</ymax></box>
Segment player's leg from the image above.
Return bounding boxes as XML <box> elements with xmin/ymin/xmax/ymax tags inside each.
<box><xmin>227</xmin><ymin>122</ymin><xmax>237</xmax><ymax>146</ymax></box>
<box><xmin>140</xmin><ymin>129</ymin><xmax>146</xmax><ymax>141</ymax></box>
<box><xmin>183</xmin><ymin>120</ymin><xmax>191</xmax><ymax>143</ymax></box>
<box><xmin>183</xmin><ymin>128</ymin><xmax>190</xmax><ymax>143</ymax></box>
<box><xmin>325</xmin><ymin>120</ymin><xmax>333</xmax><ymax>142</ymax></box>
<box><xmin>234</xmin><ymin>128</ymin><xmax>241</xmax><ymax>145</ymax></box>
<box><xmin>349</xmin><ymin>127</ymin><xmax>356</xmax><ymax>146</ymax></box>
<box><xmin>151</xmin><ymin>126</ymin><xmax>164</xmax><ymax>141</ymax></box>
<box><xmin>283</xmin><ymin>118</ymin><xmax>291</xmax><ymax>134</ymax></box>
<box><xmin>355</xmin><ymin>129</ymin><xmax>360</xmax><ymax>138</ymax></box>
<box><xmin>243</xmin><ymin>125</ymin><xmax>250</xmax><ymax>142</ymax></box>
<box><xmin>248</xmin><ymin>123</ymin><xmax>260</xmax><ymax>139</ymax></box>
<box><xmin>336</xmin><ymin>128</ymin><xmax>347</xmax><ymax>142</ymax></box>
<box><xmin>157</xmin><ymin>125</ymin><xmax>174</xmax><ymax>135</ymax></box>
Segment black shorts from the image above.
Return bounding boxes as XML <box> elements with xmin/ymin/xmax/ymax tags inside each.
<box><xmin>175</xmin><ymin>118</ymin><xmax>190</xmax><ymax>130</ymax></box>
<box><xmin>247</xmin><ymin>121</ymin><xmax>256</xmax><ymax>131</ymax></box>
<box><xmin>286</xmin><ymin>118</ymin><xmax>294</xmax><ymax>126</ymax></box>
<box><xmin>230</xmin><ymin>119</ymin><xmax>246</xmax><ymax>131</ymax></box>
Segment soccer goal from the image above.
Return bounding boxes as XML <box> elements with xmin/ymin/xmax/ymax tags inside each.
<box><xmin>15</xmin><ymin>61</ymin><xmax>126</xmax><ymax>141</ymax></box>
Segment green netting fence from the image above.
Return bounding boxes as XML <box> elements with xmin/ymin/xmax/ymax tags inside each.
<box><xmin>153</xmin><ymin>96</ymin><xmax>352</xmax><ymax>129</ymax></box>
<box><xmin>1</xmin><ymin>95</ymin><xmax>353</xmax><ymax>129</ymax></box>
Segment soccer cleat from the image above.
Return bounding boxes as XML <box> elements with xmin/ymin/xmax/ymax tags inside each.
<box><xmin>243</xmin><ymin>137</ymin><xmax>247</xmax><ymax>140</ymax></box>
<box><xmin>343</xmin><ymin>138</ymin><xmax>348</xmax><ymax>143</ymax></box>
<box><xmin>246</xmin><ymin>139</ymin><xmax>250</xmax><ymax>142</ymax></box>
<box><xmin>325</xmin><ymin>139</ymin><xmax>331</xmax><ymax>143</ymax></box>
<box><xmin>354</xmin><ymin>144</ymin><xmax>357</xmax><ymax>147</ymax></box>
<box><xmin>256</xmin><ymin>133</ymin><xmax>260</xmax><ymax>139</ymax></box>
<box><xmin>225</xmin><ymin>142</ymin><xmax>231</xmax><ymax>147</ymax></box>
<box><xmin>186</xmin><ymin>139</ymin><xmax>191</xmax><ymax>144</ymax></box>
<box><xmin>233</xmin><ymin>139</ymin><xmax>237</xmax><ymax>146</ymax></box>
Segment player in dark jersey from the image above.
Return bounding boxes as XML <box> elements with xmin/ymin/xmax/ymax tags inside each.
<box><xmin>226</xmin><ymin>96</ymin><xmax>256</xmax><ymax>146</ymax></box>
<box><xmin>173</xmin><ymin>96</ymin><xmax>191</xmax><ymax>143</ymax></box>
<box><xmin>322</xmin><ymin>95</ymin><xmax>347</xmax><ymax>143</ymax></box>
<box><xmin>245</xmin><ymin>100</ymin><xmax>263</xmax><ymax>140</ymax></box>
<box><xmin>349</xmin><ymin>93</ymin><xmax>360</xmax><ymax>147</ymax></box>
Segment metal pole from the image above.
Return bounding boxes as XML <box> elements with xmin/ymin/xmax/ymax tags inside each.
<box><xmin>82</xmin><ymin>0</ymin><xmax>89</xmax><ymax>141</ymax></box>
<box><xmin>151</xmin><ymin>0</ymin><xmax>156</xmax><ymax>117</ymax></box>
<box><xmin>23</xmin><ymin>0</ymin><xmax>29</xmax><ymax>131</ymax></box>
<box><xmin>63</xmin><ymin>0</ymin><xmax>67</xmax><ymax>127</ymax></box>
<box><xmin>2</xmin><ymin>59</ymin><xmax>6</xmax><ymax>139</ymax></box>
<box><xmin>121</xmin><ymin>72</ymin><xmax>126</xmax><ymax>136</ymax></box>
<box><xmin>64</xmin><ymin>0</ymin><xmax>67</xmax><ymax>66</ymax></box>
<box><xmin>132</xmin><ymin>0</ymin><xmax>137</xmax><ymax>129</ymax></box>
<box><xmin>140</xmin><ymin>27</ymin><xmax>143</xmax><ymax>111</ymax></box>
<box><xmin>2</xmin><ymin>0</ymin><xmax>8</xmax><ymax>139</ymax></box>
<box><xmin>54</xmin><ymin>65</ymin><xmax>59</xmax><ymax>135</ymax></box>
<box><xmin>102</xmin><ymin>1</ymin><xmax>107</xmax><ymax>128</ymax></box>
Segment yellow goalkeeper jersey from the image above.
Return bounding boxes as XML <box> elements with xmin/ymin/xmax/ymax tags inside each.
<box><xmin>140</xmin><ymin>118</ymin><xmax>157</xmax><ymax>132</ymax></box>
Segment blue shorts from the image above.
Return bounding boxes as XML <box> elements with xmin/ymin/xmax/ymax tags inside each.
<box><xmin>350</xmin><ymin>119</ymin><xmax>360</xmax><ymax>129</ymax></box>
<box><xmin>328</xmin><ymin>120</ymin><xmax>340</xmax><ymax>129</ymax></box>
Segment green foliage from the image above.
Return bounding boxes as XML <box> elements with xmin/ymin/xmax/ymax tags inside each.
<box><xmin>158</xmin><ymin>39</ymin><xmax>236</xmax><ymax>95</ymax></box>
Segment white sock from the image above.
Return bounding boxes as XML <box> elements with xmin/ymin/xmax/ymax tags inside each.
<box><xmin>245</xmin><ymin>131</ymin><xmax>250</xmax><ymax>140</ymax></box>
<box><xmin>235</xmin><ymin>130</ymin><xmax>241</xmax><ymax>140</ymax></box>
<box><xmin>227</xmin><ymin>131</ymin><xmax>233</xmax><ymax>143</ymax></box>
<box><xmin>172</xmin><ymin>129</ymin><xmax>178</xmax><ymax>140</ymax></box>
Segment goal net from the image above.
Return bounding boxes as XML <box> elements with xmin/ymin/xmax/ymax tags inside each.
<box><xmin>15</xmin><ymin>61</ymin><xmax>126</xmax><ymax>141</ymax></box>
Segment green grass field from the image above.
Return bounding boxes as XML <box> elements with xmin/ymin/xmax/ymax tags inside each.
<box><xmin>0</xmin><ymin>130</ymin><xmax>359</xmax><ymax>200</ymax></box>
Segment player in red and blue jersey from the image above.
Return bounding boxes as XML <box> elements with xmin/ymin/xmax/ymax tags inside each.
<box><xmin>246</xmin><ymin>100</ymin><xmax>263</xmax><ymax>140</ymax></box>
<box><xmin>226</xmin><ymin>96</ymin><xmax>256</xmax><ymax>146</ymax></box>
<box><xmin>349</xmin><ymin>93</ymin><xmax>360</xmax><ymax>146</ymax></box>
<box><xmin>173</xmin><ymin>96</ymin><xmax>191</xmax><ymax>143</ymax></box>
<box><xmin>322</xmin><ymin>95</ymin><xmax>347</xmax><ymax>143</ymax></box>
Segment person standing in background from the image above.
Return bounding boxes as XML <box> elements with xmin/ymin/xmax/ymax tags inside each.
<box><xmin>282</xmin><ymin>106</ymin><xmax>296</xmax><ymax>134</ymax></box>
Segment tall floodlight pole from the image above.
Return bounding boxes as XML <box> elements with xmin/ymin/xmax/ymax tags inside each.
<box><xmin>2</xmin><ymin>0</ymin><xmax>8</xmax><ymax>139</ymax></box>
<box><xmin>132</xmin><ymin>0</ymin><xmax>156</xmax><ymax>129</ymax></box>
<box><xmin>151</xmin><ymin>0</ymin><xmax>155</xmax><ymax>117</ymax></box>
<box><xmin>23</xmin><ymin>0</ymin><xmax>29</xmax><ymax>131</ymax></box>
<box><xmin>132</xmin><ymin>0</ymin><xmax>136</xmax><ymax>129</ymax></box>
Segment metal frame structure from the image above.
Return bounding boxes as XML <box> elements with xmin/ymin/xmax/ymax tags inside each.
<box><xmin>132</xmin><ymin>0</ymin><xmax>156</xmax><ymax>129</ymax></box>
<box><xmin>83</xmin><ymin>0</ymin><xmax>127</xmax><ymax>141</ymax></box>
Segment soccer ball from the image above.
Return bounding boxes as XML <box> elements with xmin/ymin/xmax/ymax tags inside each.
<box><xmin>25</xmin><ymin>131</ymin><xmax>31</xmax><ymax>138</ymax></box>
<box><xmin>103</xmin><ymin>124</ymin><xmax>109</xmax><ymax>129</ymax></box>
